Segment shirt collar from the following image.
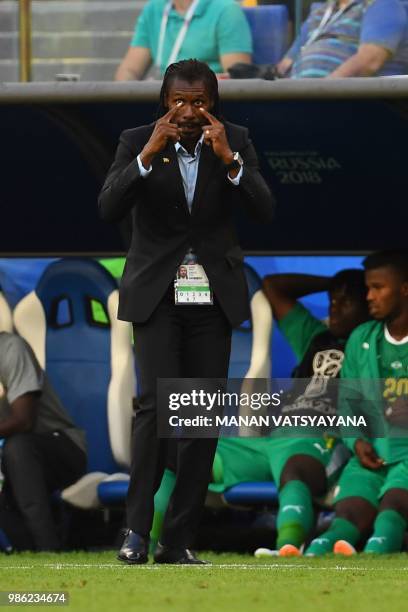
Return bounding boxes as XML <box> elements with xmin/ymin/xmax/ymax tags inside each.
<box><xmin>384</xmin><ymin>325</ymin><xmax>408</xmax><ymax>346</ymax></box>
<box><xmin>175</xmin><ymin>133</ymin><xmax>204</xmax><ymax>157</ymax></box>
<box><xmin>170</xmin><ymin>0</ymin><xmax>206</xmax><ymax>18</ymax></box>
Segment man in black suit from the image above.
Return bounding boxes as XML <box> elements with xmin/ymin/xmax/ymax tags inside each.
<box><xmin>98</xmin><ymin>59</ymin><xmax>275</xmax><ymax>564</ymax></box>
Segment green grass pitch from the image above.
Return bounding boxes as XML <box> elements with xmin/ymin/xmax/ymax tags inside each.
<box><xmin>1</xmin><ymin>551</ymin><xmax>408</xmax><ymax>612</ymax></box>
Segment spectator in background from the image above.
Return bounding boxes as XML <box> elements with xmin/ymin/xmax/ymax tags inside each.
<box><xmin>115</xmin><ymin>0</ymin><xmax>252</xmax><ymax>80</ymax></box>
<box><xmin>0</xmin><ymin>332</ymin><xmax>86</xmax><ymax>551</ymax></box>
<box><xmin>276</xmin><ymin>0</ymin><xmax>408</xmax><ymax>78</ymax></box>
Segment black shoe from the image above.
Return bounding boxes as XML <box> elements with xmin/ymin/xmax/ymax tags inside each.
<box><xmin>154</xmin><ymin>543</ymin><xmax>209</xmax><ymax>565</ymax></box>
<box><xmin>117</xmin><ymin>529</ymin><xmax>148</xmax><ymax>564</ymax></box>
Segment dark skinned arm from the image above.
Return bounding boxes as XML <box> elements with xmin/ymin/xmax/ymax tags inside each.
<box><xmin>0</xmin><ymin>392</ymin><xmax>38</xmax><ymax>438</ymax></box>
<box><xmin>262</xmin><ymin>274</ymin><xmax>331</xmax><ymax>321</ymax></box>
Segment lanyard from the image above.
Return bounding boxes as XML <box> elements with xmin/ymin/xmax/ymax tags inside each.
<box><xmin>305</xmin><ymin>0</ymin><xmax>357</xmax><ymax>47</ymax></box>
<box><xmin>156</xmin><ymin>0</ymin><xmax>200</xmax><ymax>69</ymax></box>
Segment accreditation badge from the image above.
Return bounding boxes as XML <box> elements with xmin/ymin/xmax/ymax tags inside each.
<box><xmin>174</xmin><ymin>264</ymin><xmax>213</xmax><ymax>305</ymax></box>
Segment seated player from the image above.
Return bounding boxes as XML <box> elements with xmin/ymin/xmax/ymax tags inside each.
<box><xmin>150</xmin><ymin>269</ymin><xmax>369</xmax><ymax>555</ymax></box>
<box><xmin>252</xmin><ymin>269</ymin><xmax>370</xmax><ymax>556</ymax></box>
<box><xmin>305</xmin><ymin>251</ymin><xmax>408</xmax><ymax>556</ymax></box>
<box><xmin>0</xmin><ymin>331</ymin><xmax>87</xmax><ymax>551</ymax></box>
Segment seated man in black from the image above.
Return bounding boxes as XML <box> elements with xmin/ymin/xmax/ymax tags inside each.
<box><xmin>0</xmin><ymin>331</ymin><xmax>87</xmax><ymax>551</ymax></box>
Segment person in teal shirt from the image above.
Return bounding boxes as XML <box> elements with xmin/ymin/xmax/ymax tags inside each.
<box><xmin>306</xmin><ymin>250</ymin><xmax>408</xmax><ymax>556</ymax></box>
<box><xmin>115</xmin><ymin>0</ymin><xmax>252</xmax><ymax>80</ymax></box>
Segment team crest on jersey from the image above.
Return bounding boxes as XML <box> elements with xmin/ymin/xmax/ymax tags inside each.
<box><xmin>391</xmin><ymin>361</ymin><xmax>403</xmax><ymax>370</ymax></box>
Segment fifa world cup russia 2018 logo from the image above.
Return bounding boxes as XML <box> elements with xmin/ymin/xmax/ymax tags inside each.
<box><xmin>304</xmin><ymin>349</ymin><xmax>344</xmax><ymax>398</ymax></box>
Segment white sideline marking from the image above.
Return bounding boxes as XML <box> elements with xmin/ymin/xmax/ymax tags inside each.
<box><xmin>0</xmin><ymin>563</ymin><xmax>408</xmax><ymax>571</ymax></box>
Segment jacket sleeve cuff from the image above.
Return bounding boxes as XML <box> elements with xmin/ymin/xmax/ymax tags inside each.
<box><xmin>137</xmin><ymin>154</ymin><xmax>152</xmax><ymax>177</ymax></box>
<box><xmin>227</xmin><ymin>165</ymin><xmax>243</xmax><ymax>186</ymax></box>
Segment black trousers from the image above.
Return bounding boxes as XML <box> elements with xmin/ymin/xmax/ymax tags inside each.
<box><xmin>0</xmin><ymin>431</ymin><xmax>86</xmax><ymax>551</ymax></box>
<box><xmin>127</xmin><ymin>287</ymin><xmax>232</xmax><ymax>548</ymax></box>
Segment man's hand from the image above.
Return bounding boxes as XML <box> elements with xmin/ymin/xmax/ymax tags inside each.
<box><xmin>199</xmin><ymin>108</ymin><xmax>234</xmax><ymax>165</ymax></box>
<box><xmin>276</xmin><ymin>57</ymin><xmax>293</xmax><ymax>77</ymax></box>
<box><xmin>139</xmin><ymin>104</ymin><xmax>182</xmax><ymax>169</ymax></box>
<box><xmin>385</xmin><ymin>398</ymin><xmax>408</xmax><ymax>428</ymax></box>
<box><xmin>354</xmin><ymin>439</ymin><xmax>384</xmax><ymax>470</ymax></box>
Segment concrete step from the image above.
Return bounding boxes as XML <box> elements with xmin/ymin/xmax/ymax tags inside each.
<box><xmin>0</xmin><ymin>34</ymin><xmax>18</xmax><ymax>62</ymax></box>
<box><xmin>0</xmin><ymin>57</ymin><xmax>121</xmax><ymax>82</ymax></box>
<box><xmin>0</xmin><ymin>1</ymin><xmax>144</xmax><ymax>33</ymax></box>
<box><xmin>0</xmin><ymin>2</ymin><xmax>18</xmax><ymax>33</ymax></box>
<box><xmin>0</xmin><ymin>31</ymin><xmax>133</xmax><ymax>59</ymax></box>
<box><xmin>31</xmin><ymin>3</ymin><xmax>140</xmax><ymax>33</ymax></box>
<box><xmin>31</xmin><ymin>57</ymin><xmax>121</xmax><ymax>81</ymax></box>
<box><xmin>0</xmin><ymin>0</ymin><xmax>145</xmax><ymax>81</ymax></box>
<box><xmin>0</xmin><ymin>60</ymin><xmax>18</xmax><ymax>82</ymax></box>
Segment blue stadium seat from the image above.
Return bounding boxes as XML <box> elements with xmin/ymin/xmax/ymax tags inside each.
<box><xmin>97</xmin><ymin>454</ymin><xmax>344</xmax><ymax>510</ymax></box>
<box><xmin>98</xmin><ymin>477</ymin><xmax>280</xmax><ymax>508</ymax></box>
<box><xmin>221</xmin><ymin>442</ymin><xmax>351</xmax><ymax>509</ymax></box>
<box><xmin>13</xmin><ymin>258</ymin><xmax>136</xmax><ymax>509</ymax></box>
<box><xmin>223</xmin><ymin>481</ymin><xmax>278</xmax><ymax>505</ymax></box>
<box><xmin>400</xmin><ymin>1</ymin><xmax>408</xmax><ymax>20</ymax></box>
<box><xmin>243</xmin><ymin>5</ymin><xmax>289</xmax><ymax>65</ymax></box>
<box><xmin>98</xmin><ymin>479</ymin><xmax>129</xmax><ymax>505</ymax></box>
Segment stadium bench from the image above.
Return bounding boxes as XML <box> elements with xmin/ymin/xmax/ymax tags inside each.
<box><xmin>13</xmin><ymin>258</ymin><xmax>135</xmax><ymax>509</ymax></box>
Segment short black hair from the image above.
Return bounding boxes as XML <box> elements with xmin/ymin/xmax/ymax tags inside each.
<box><xmin>363</xmin><ymin>250</ymin><xmax>408</xmax><ymax>281</ymax></box>
<box><xmin>157</xmin><ymin>59</ymin><xmax>221</xmax><ymax>119</ymax></box>
<box><xmin>329</xmin><ymin>269</ymin><xmax>367</xmax><ymax>304</ymax></box>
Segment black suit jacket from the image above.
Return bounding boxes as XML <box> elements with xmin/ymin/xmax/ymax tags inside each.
<box><xmin>98</xmin><ymin>121</ymin><xmax>275</xmax><ymax>327</ymax></box>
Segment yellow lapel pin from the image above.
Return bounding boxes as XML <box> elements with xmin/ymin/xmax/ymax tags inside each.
<box><xmin>163</xmin><ymin>157</ymin><xmax>170</xmax><ymax>163</ymax></box>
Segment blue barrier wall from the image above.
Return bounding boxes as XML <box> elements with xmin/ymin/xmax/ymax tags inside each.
<box><xmin>1</xmin><ymin>80</ymin><xmax>407</xmax><ymax>253</ymax></box>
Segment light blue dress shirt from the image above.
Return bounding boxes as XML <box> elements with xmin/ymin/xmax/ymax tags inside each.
<box><xmin>174</xmin><ymin>135</ymin><xmax>204</xmax><ymax>212</ymax></box>
<box><xmin>137</xmin><ymin>136</ymin><xmax>242</xmax><ymax>203</ymax></box>
<box><xmin>137</xmin><ymin>138</ymin><xmax>242</xmax><ymax>264</ymax></box>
